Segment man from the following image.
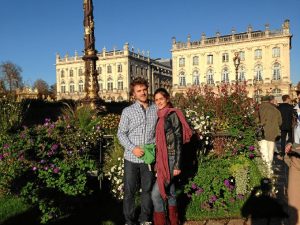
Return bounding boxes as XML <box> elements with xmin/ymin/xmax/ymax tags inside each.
<box><xmin>258</xmin><ymin>95</ymin><xmax>282</xmax><ymax>176</ymax></box>
<box><xmin>117</xmin><ymin>77</ymin><xmax>157</xmax><ymax>225</ymax></box>
<box><xmin>277</xmin><ymin>95</ymin><xmax>294</xmax><ymax>159</ymax></box>
<box><xmin>285</xmin><ymin>85</ymin><xmax>300</xmax><ymax>225</ymax></box>
<box><xmin>294</xmin><ymin>87</ymin><xmax>300</xmax><ymax>144</ymax></box>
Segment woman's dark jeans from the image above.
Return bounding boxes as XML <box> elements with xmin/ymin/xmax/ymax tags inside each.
<box><xmin>123</xmin><ymin>159</ymin><xmax>154</xmax><ymax>225</ymax></box>
<box><xmin>151</xmin><ymin>156</ymin><xmax>177</xmax><ymax>212</ymax></box>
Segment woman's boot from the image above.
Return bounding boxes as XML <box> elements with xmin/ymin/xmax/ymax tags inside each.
<box><xmin>168</xmin><ymin>206</ymin><xmax>179</xmax><ymax>225</ymax></box>
<box><xmin>153</xmin><ymin>211</ymin><xmax>166</xmax><ymax>225</ymax></box>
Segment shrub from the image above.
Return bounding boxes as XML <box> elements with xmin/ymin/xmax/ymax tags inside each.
<box><xmin>103</xmin><ymin>135</ymin><xmax>124</xmax><ymax>200</ymax></box>
<box><xmin>0</xmin><ymin>106</ymin><xmax>103</xmax><ymax>223</ymax></box>
<box><xmin>184</xmin><ymin>153</ymin><xmax>265</xmax><ymax>220</ymax></box>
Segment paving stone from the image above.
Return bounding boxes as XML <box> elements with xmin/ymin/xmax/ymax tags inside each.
<box><xmin>227</xmin><ymin>219</ymin><xmax>245</xmax><ymax>225</ymax></box>
<box><xmin>206</xmin><ymin>219</ymin><xmax>228</xmax><ymax>225</ymax></box>
<box><xmin>184</xmin><ymin>221</ymin><xmax>206</xmax><ymax>225</ymax></box>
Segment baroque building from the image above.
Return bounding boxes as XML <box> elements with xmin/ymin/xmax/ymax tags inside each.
<box><xmin>56</xmin><ymin>43</ymin><xmax>172</xmax><ymax>101</ymax></box>
<box><xmin>171</xmin><ymin>20</ymin><xmax>292</xmax><ymax>101</ymax></box>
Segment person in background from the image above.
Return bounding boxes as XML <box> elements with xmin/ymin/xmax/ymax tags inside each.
<box><xmin>117</xmin><ymin>77</ymin><xmax>157</xmax><ymax>225</ymax></box>
<box><xmin>258</xmin><ymin>95</ymin><xmax>282</xmax><ymax>177</ymax></box>
<box><xmin>277</xmin><ymin>95</ymin><xmax>294</xmax><ymax>160</ymax></box>
<box><xmin>285</xmin><ymin>137</ymin><xmax>300</xmax><ymax>225</ymax></box>
<box><xmin>294</xmin><ymin>88</ymin><xmax>300</xmax><ymax>144</ymax></box>
<box><xmin>151</xmin><ymin>88</ymin><xmax>192</xmax><ymax>225</ymax></box>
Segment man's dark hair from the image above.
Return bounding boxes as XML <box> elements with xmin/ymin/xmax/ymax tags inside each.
<box><xmin>282</xmin><ymin>94</ymin><xmax>290</xmax><ymax>102</ymax></box>
<box><xmin>129</xmin><ymin>77</ymin><xmax>149</xmax><ymax>96</ymax></box>
<box><xmin>268</xmin><ymin>95</ymin><xmax>275</xmax><ymax>101</ymax></box>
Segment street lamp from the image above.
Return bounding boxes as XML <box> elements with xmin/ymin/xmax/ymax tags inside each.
<box><xmin>233</xmin><ymin>52</ymin><xmax>240</xmax><ymax>83</ymax></box>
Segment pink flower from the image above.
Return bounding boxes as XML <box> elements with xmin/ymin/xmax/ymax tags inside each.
<box><xmin>53</xmin><ymin>167</ymin><xmax>60</xmax><ymax>174</ymax></box>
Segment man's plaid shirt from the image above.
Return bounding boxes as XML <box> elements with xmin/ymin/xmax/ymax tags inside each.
<box><xmin>117</xmin><ymin>101</ymin><xmax>157</xmax><ymax>163</ymax></box>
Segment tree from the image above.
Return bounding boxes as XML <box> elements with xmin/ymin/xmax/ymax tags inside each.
<box><xmin>0</xmin><ymin>61</ymin><xmax>23</xmax><ymax>93</ymax></box>
<box><xmin>49</xmin><ymin>83</ymin><xmax>57</xmax><ymax>99</ymax></box>
<box><xmin>33</xmin><ymin>79</ymin><xmax>49</xmax><ymax>98</ymax></box>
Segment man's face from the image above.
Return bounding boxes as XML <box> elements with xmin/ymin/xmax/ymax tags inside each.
<box><xmin>133</xmin><ymin>84</ymin><xmax>148</xmax><ymax>103</ymax></box>
<box><xmin>298</xmin><ymin>93</ymin><xmax>300</xmax><ymax>101</ymax></box>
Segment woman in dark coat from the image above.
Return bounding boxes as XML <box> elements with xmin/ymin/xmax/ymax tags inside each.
<box><xmin>151</xmin><ymin>88</ymin><xmax>192</xmax><ymax>225</ymax></box>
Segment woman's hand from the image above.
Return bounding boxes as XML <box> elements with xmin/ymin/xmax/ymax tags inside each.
<box><xmin>285</xmin><ymin>143</ymin><xmax>293</xmax><ymax>153</ymax></box>
<box><xmin>173</xmin><ymin>169</ymin><xmax>181</xmax><ymax>176</ymax></box>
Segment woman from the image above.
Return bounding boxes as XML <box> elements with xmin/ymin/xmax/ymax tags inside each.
<box><xmin>151</xmin><ymin>88</ymin><xmax>192</xmax><ymax>225</ymax></box>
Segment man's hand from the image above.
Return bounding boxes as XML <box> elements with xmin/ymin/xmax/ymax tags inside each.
<box><xmin>173</xmin><ymin>169</ymin><xmax>181</xmax><ymax>176</ymax></box>
<box><xmin>132</xmin><ymin>146</ymin><xmax>144</xmax><ymax>158</ymax></box>
<box><xmin>285</xmin><ymin>143</ymin><xmax>293</xmax><ymax>153</ymax></box>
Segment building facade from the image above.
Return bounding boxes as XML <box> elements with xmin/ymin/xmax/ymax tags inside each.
<box><xmin>171</xmin><ymin>20</ymin><xmax>292</xmax><ymax>101</ymax></box>
<box><xmin>56</xmin><ymin>43</ymin><xmax>172</xmax><ymax>101</ymax></box>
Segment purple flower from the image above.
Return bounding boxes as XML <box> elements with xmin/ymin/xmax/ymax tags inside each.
<box><xmin>196</xmin><ymin>188</ymin><xmax>203</xmax><ymax>195</ymax></box>
<box><xmin>209</xmin><ymin>195</ymin><xmax>217</xmax><ymax>203</ymax></box>
<box><xmin>32</xmin><ymin>166</ymin><xmax>37</xmax><ymax>171</ymax></box>
<box><xmin>237</xmin><ymin>194</ymin><xmax>244</xmax><ymax>200</ymax></box>
<box><xmin>0</xmin><ymin>154</ymin><xmax>4</xmax><ymax>160</ymax></box>
<box><xmin>249</xmin><ymin>153</ymin><xmax>255</xmax><ymax>159</ymax></box>
<box><xmin>249</xmin><ymin>146</ymin><xmax>255</xmax><ymax>151</ymax></box>
<box><xmin>3</xmin><ymin>144</ymin><xmax>9</xmax><ymax>149</ymax></box>
<box><xmin>187</xmin><ymin>194</ymin><xmax>192</xmax><ymax>198</ymax></box>
<box><xmin>191</xmin><ymin>183</ymin><xmax>197</xmax><ymax>190</ymax></box>
<box><xmin>51</xmin><ymin>144</ymin><xmax>59</xmax><ymax>151</ymax></box>
<box><xmin>53</xmin><ymin>167</ymin><xmax>60</xmax><ymax>174</ymax></box>
<box><xmin>40</xmin><ymin>159</ymin><xmax>46</xmax><ymax>164</ymax></box>
<box><xmin>229</xmin><ymin>197</ymin><xmax>235</xmax><ymax>203</ymax></box>
<box><xmin>44</xmin><ymin>166</ymin><xmax>49</xmax><ymax>171</ymax></box>
<box><xmin>224</xmin><ymin>179</ymin><xmax>230</xmax><ymax>187</ymax></box>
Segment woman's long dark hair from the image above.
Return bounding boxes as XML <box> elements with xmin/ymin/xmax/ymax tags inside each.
<box><xmin>154</xmin><ymin>88</ymin><xmax>173</xmax><ymax>108</ymax></box>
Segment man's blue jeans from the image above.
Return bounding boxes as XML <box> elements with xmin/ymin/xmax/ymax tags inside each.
<box><xmin>151</xmin><ymin>156</ymin><xmax>177</xmax><ymax>212</ymax></box>
<box><xmin>123</xmin><ymin>159</ymin><xmax>154</xmax><ymax>224</ymax></box>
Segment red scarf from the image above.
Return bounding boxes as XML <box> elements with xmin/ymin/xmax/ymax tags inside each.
<box><xmin>155</xmin><ymin>107</ymin><xmax>193</xmax><ymax>200</ymax></box>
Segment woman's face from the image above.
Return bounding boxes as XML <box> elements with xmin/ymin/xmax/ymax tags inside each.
<box><xmin>155</xmin><ymin>92</ymin><xmax>169</xmax><ymax>110</ymax></box>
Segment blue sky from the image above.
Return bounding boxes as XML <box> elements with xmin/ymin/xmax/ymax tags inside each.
<box><xmin>0</xmin><ymin>0</ymin><xmax>299</xmax><ymax>86</ymax></box>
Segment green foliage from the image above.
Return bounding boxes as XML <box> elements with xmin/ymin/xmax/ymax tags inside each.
<box><xmin>0</xmin><ymin>110</ymin><xmax>103</xmax><ymax>223</ymax></box>
<box><xmin>103</xmin><ymin>135</ymin><xmax>124</xmax><ymax>200</ymax></box>
<box><xmin>0</xmin><ymin>195</ymin><xmax>29</xmax><ymax>223</ymax></box>
<box><xmin>0</xmin><ymin>97</ymin><xmax>28</xmax><ymax>134</ymax></box>
<box><xmin>184</xmin><ymin>154</ymin><xmax>265</xmax><ymax>220</ymax></box>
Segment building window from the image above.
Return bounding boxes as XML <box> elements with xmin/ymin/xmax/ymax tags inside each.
<box><xmin>254</xmin><ymin>49</ymin><xmax>262</xmax><ymax>59</ymax></box>
<box><xmin>141</xmin><ymin>67</ymin><xmax>144</xmax><ymax>76</ymax></box>
<box><xmin>192</xmin><ymin>71</ymin><xmax>200</xmax><ymax>85</ymax></box>
<box><xmin>61</xmin><ymin>81</ymin><xmax>66</xmax><ymax>93</ymax></box>
<box><xmin>179</xmin><ymin>72</ymin><xmax>186</xmax><ymax>86</ymax></box>
<box><xmin>238</xmin><ymin>66</ymin><xmax>246</xmax><ymax>81</ymax></box>
<box><xmin>179</xmin><ymin>58</ymin><xmax>185</xmax><ymax>67</ymax></box>
<box><xmin>99</xmin><ymin>82</ymin><xmax>103</xmax><ymax>91</ymax></box>
<box><xmin>61</xmin><ymin>70</ymin><xmax>65</xmax><ymax>78</ymax></box>
<box><xmin>136</xmin><ymin>66</ymin><xmax>139</xmax><ymax>74</ymax></box>
<box><xmin>117</xmin><ymin>64</ymin><xmax>122</xmax><ymax>72</ymax></box>
<box><xmin>221</xmin><ymin>68</ymin><xmax>229</xmax><ymax>83</ymax></box>
<box><xmin>239</xmin><ymin>51</ymin><xmax>245</xmax><ymax>61</ymax></box>
<box><xmin>130</xmin><ymin>65</ymin><xmax>133</xmax><ymax>73</ymax></box>
<box><xmin>207</xmin><ymin>69</ymin><xmax>214</xmax><ymax>84</ymax></box>
<box><xmin>273</xmin><ymin>63</ymin><xmax>281</xmax><ymax>80</ymax></box>
<box><xmin>69</xmin><ymin>69</ymin><xmax>73</xmax><ymax>77</ymax></box>
<box><xmin>272</xmin><ymin>88</ymin><xmax>281</xmax><ymax>96</ymax></box>
<box><xmin>272</xmin><ymin>47</ymin><xmax>280</xmax><ymax>57</ymax></box>
<box><xmin>222</xmin><ymin>53</ymin><xmax>229</xmax><ymax>63</ymax></box>
<box><xmin>207</xmin><ymin>55</ymin><xmax>213</xmax><ymax>64</ymax></box>
<box><xmin>97</xmin><ymin>67</ymin><xmax>102</xmax><ymax>74</ymax></box>
<box><xmin>79</xmin><ymin>80</ymin><xmax>84</xmax><ymax>92</ymax></box>
<box><xmin>78</xmin><ymin>68</ymin><xmax>83</xmax><ymax>76</ymax></box>
<box><xmin>69</xmin><ymin>81</ymin><xmax>75</xmax><ymax>93</ymax></box>
<box><xmin>118</xmin><ymin>80</ymin><xmax>123</xmax><ymax>90</ymax></box>
<box><xmin>193</xmin><ymin>56</ymin><xmax>199</xmax><ymax>65</ymax></box>
<box><xmin>107</xmin><ymin>65</ymin><xmax>112</xmax><ymax>73</ymax></box>
<box><xmin>255</xmin><ymin>65</ymin><xmax>263</xmax><ymax>81</ymax></box>
<box><xmin>107</xmin><ymin>78</ymin><xmax>113</xmax><ymax>91</ymax></box>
